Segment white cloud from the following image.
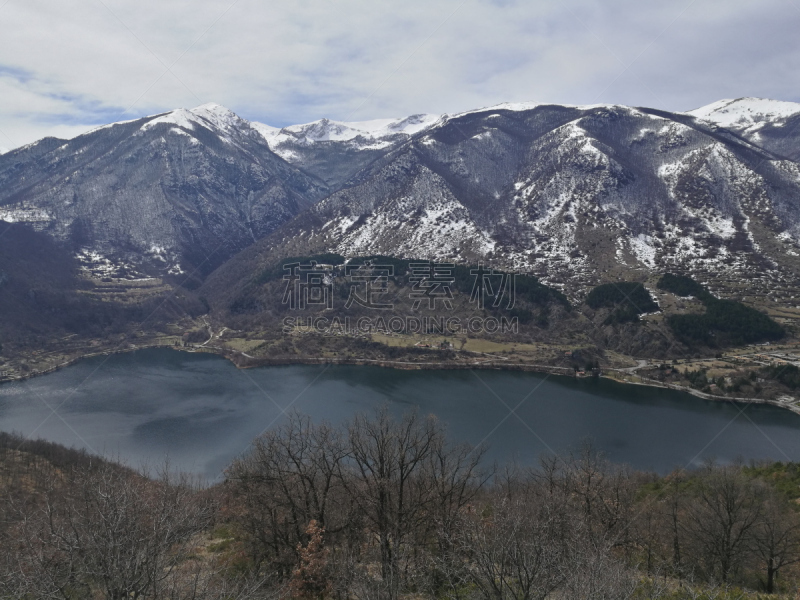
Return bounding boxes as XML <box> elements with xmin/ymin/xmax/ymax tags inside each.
<box><xmin>0</xmin><ymin>0</ymin><xmax>798</xmax><ymax>148</ymax></box>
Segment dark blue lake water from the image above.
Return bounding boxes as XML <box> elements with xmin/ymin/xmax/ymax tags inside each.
<box><xmin>2</xmin><ymin>348</ymin><xmax>800</xmax><ymax>480</ymax></box>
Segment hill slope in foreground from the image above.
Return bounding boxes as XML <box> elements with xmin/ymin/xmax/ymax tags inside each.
<box><xmin>3</xmin><ymin>421</ymin><xmax>800</xmax><ymax>597</ymax></box>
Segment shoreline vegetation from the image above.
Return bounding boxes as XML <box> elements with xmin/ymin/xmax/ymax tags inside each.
<box><xmin>2</xmin><ymin>341</ymin><xmax>799</xmax><ymax>417</ymax></box>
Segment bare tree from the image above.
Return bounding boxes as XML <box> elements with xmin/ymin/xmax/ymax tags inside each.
<box><xmin>344</xmin><ymin>407</ymin><xmax>439</xmax><ymax>598</ymax></box>
<box><xmin>226</xmin><ymin>412</ymin><xmax>351</xmax><ymax>574</ymax></box>
<box><xmin>423</xmin><ymin>423</ymin><xmax>489</xmax><ymax>546</ymax></box>
<box><xmin>663</xmin><ymin>471</ymin><xmax>689</xmax><ymax>581</ymax></box>
<box><xmin>631</xmin><ymin>497</ymin><xmax>668</xmax><ymax>577</ymax></box>
<box><xmin>420</xmin><ymin>427</ymin><xmax>490</xmax><ymax>597</ymax></box>
<box><xmin>628</xmin><ymin>470</ymin><xmax>692</xmax><ymax>581</ymax></box>
<box><xmin>684</xmin><ymin>463</ymin><xmax>764</xmax><ymax>584</ymax></box>
<box><xmin>750</xmin><ymin>489</ymin><xmax>800</xmax><ymax>593</ymax></box>
<box><xmin>561</xmin><ymin>442</ymin><xmax>638</xmax><ymax>547</ymax></box>
<box><xmin>561</xmin><ymin>541</ymin><xmax>638</xmax><ymax>600</ymax></box>
<box><xmin>447</xmin><ymin>487</ymin><xmax>573</xmax><ymax>600</ymax></box>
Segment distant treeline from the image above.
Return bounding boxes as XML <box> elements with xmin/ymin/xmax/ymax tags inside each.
<box><xmin>0</xmin><ymin>431</ymin><xmax>99</xmax><ymax>476</ymax></box>
<box><xmin>761</xmin><ymin>364</ymin><xmax>800</xmax><ymax>390</ymax></box>
<box><xmin>236</xmin><ymin>254</ymin><xmax>569</xmax><ymax>326</ymax></box>
<box><xmin>656</xmin><ymin>273</ymin><xmax>711</xmax><ymax>301</ymax></box>
<box><xmin>257</xmin><ymin>254</ymin><xmax>568</xmax><ymax>305</ymax></box>
<box><xmin>657</xmin><ymin>274</ymin><xmax>785</xmax><ymax>346</ymax></box>
<box><xmin>585</xmin><ymin>281</ymin><xmax>660</xmax><ymax>324</ymax></box>
<box><xmin>256</xmin><ymin>253</ymin><xmax>348</xmax><ymax>284</ymax></box>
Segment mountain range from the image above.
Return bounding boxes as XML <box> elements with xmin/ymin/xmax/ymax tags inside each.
<box><xmin>1</xmin><ymin>97</ymin><xmax>800</xmax><ymax>359</ymax></box>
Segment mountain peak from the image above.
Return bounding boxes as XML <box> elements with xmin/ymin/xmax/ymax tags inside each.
<box><xmin>191</xmin><ymin>102</ymin><xmax>229</xmax><ymax>113</ymax></box>
<box><xmin>254</xmin><ymin>113</ymin><xmax>440</xmax><ymax>146</ymax></box>
<box><xmin>454</xmin><ymin>101</ymin><xmax>629</xmax><ymax>120</ymax></box>
<box><xmin>188</xmin><ymin>102</ymin><xmax>245</xmax><ymax>133</ymax></box>
<box><xmin>687</xmin><ymin>97</ymin><xmax>800</xmax><ymax>130</ymax></box>
<box><xmin>138</xmin><ymin>103</ymin><xmax>247</xmax><ymax>138</ymax></box>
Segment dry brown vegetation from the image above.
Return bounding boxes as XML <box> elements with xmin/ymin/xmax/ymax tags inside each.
<box><xmin>2</xmin><ymin>415</ymin><xmax>800</xmax><ymax>599</ymax></box>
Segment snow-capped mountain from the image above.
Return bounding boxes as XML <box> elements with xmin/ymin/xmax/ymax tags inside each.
<box><xmin>2</xmin><ymin>98</ymin><xmax>800</xmax><ymax>306</ymax></box>
<box><xmin>687</xmin><ymin>97</ymin><xmax>800</xmax><ymax>161</ymax></box>
<box><xmin>250</xmin><ymin>114</ymin><xmax>440</xmax><ymax>188</ymax></box>
<box><xmin>0</xmin><ymin>103</ymin><xmax>328</xmax><ymax>277</ymax></box>
<box><xmin>688</xmin><ymin>97</ymin><xmax>800</xmax><ymax>132</ymax></box>
<box><xmin>254</xmin><ymin>114</ymin><xmax>439</xmax><ymax>147</ymax></box>
<box><xmin>207</xmin><ymin>100</ymin><xmax>800</xmax><ymax>305</ymax></box>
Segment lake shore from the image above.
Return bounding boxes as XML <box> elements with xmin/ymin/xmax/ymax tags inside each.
<box><xmin>3</xmin><ymin>341</ymin><xmax>799</xmax><ymax>417</ymax></box>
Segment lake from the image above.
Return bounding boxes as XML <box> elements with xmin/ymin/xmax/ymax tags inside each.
<box><xmin>2</xmin><ymin>348</ymin><xmax>800</xmax><ymax>480</ymax></box>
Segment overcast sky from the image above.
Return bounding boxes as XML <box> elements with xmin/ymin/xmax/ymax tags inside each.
<box><xmin>1</xmin><ymin>0</ymin><xmax>799</xmax><ymax>149</ymax></box>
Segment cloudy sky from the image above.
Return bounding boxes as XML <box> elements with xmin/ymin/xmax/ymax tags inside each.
<box><xmin>1</xmin><ymin>0</ymin><xmax>799</xmax><ymax>149</ymax></box>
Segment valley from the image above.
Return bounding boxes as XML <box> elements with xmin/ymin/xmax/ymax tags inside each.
<box><xmin>2</xmin><ymin>97</ymin><xmax>800</xmax><ymax>412</ymax></box>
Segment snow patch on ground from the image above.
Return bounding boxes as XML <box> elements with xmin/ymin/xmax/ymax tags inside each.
<box><xmin>76</xmin><ymin>249</ymin><xmax>119</xmax><ymax>277</ymax></box>
<box><xmin>0</xmin><ymin>206</ymin><xmax>52</xmax><ymax>223</ymax></box>
<box><xmin>170</xmin><ymin>127</ymin><xmax>193</xmax><ymax>138</ymax></box>
<box><xmin>629</xmin><ymin>234</ymin><xmax>657</xmax><ymax>268</ymax></box>
<box><xmin>471</xmin><ymin>131</ymin><xmax>493</xmax><ymax>141</ymax></box>
<box><xmin>328</xmin><ymin>191</ymin><xmax>496</xmax><ymax>261</ymax></box>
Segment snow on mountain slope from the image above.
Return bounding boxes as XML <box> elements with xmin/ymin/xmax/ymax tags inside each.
<box><xmin>456</xmin><ymin>101</ymin><xmax>628</xmax><ymax>119</ymax></box>
<box><xmin>255</xmin><ymin>102</ymin><xmax>638</xmax><ymax>159</ymax></box>
<box><xmin>139</xmin><ymin>103</ymin><xmax>257</xmax><ymax>149</ymax></box>
<box><xmin>4</xmin><ymin>98</ymin><xmax>800</xmax><ymax>301</ymax></box>
<box><xmin>242</xmin><ymin>101</ymin><xmax>800</xmax><ymax>305</ymax></box>
<box><xmin>328</xmin><ymin>171</ymin><xmax>497</xmax><ymax>261</ymax></box>
<box><xmin>688</xmin><ymin>97</ymin><xmax>800</xmax><ymax>131</ymax></box>
<box><xmin>249</xmin><ymin>114</ymin><xmax>441</xmax><ymax>188</ymax></box>
<box><xmin>0</xmin><ymin>103</ymin><xmax>329</xmax><ymax>277</ymax></box>
<box><xmin>254</xmin><ymin>113</ymin><xmax>440</xmax><ymax>149</ymax></box>
<box><xmin>687</xmin><ymin>98</ymin><xmax>800</xmax><ymax>161</ymax></box>
<box><xmin>78</xmin><ymin>104</ymin><xmax>249</xmax><ymax>142</ymax></box>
